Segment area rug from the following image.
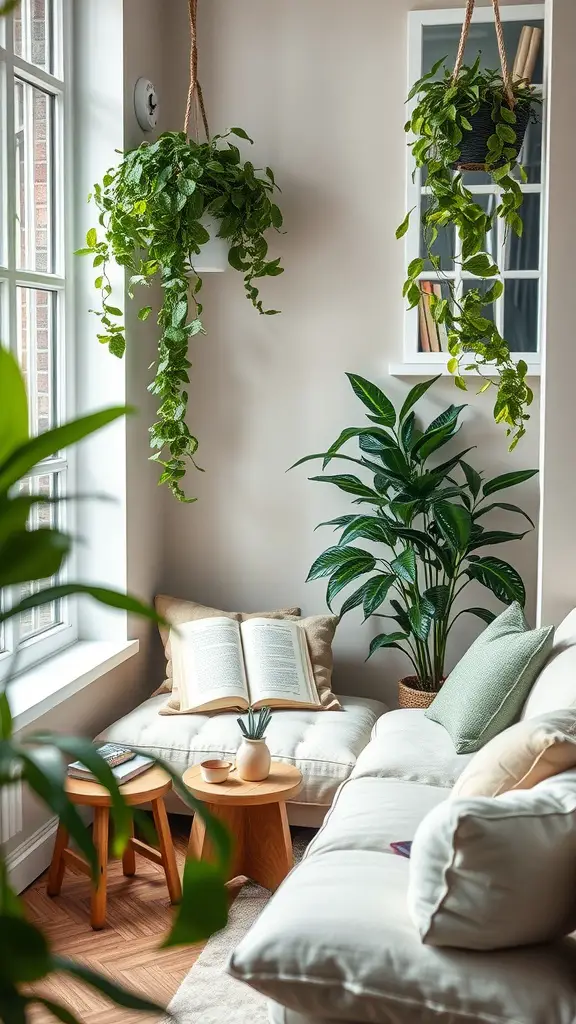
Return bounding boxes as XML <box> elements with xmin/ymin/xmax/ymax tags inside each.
<box><xmin>162</xmin><ymin>831</ymin><xmax>311</xmax><ymax>1024</ymax></box>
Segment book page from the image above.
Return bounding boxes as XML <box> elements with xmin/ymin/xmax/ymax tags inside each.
<box><xmin>240</xmin><ymin>618</ymin><xmax>320</xmax><ymax>708</ymax></box>
<box><xmin>170</xmin><ymin>617</ymin><xmax>249</xmax><ymax>712</ymax></box>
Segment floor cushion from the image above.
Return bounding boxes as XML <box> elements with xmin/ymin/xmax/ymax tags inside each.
<box><xmin>229</xmin><ymin>775</ymin><xmax>576</xmax><ymax>1024</ymax></box>
<box><xmin>98</xmin><ymin>693</ymin><xmax>387</xmax><ymax>806</ymax></box>
<box><xmin>351</xmin><ymin>708</ymin><xmax>472</xmax><ymax>788</ymax></box>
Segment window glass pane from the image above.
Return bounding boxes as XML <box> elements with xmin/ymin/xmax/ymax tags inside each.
<box><xmin>18</xmin><ymin>473</ymin><xmax>63</xmax><ymax>641</ymax></box>
<box><xmin>15</xmin><ymin>78</ymin><xmax>53</xmax><ymax>273</ymax></box>
<box><xmin>13</xmin><ymin>0</ymin><xmax>53</xmax><ymax>74</ymax></box>
<box><xmin>418</xmin><ymin>280</ymin><xmax>450</xmax><ymax>354</ymax></box>
<box><xmin>503</xmin><ymin>194</ymin><xmax>540</xmax><ymax>271</ymax></box>
<box><xmin>16</xmin><ymin>287</ymin><xmax>56</xmax><ymax>435</ymax></box>
<box><xmin>503</xmin><ymin>279</ymin><xmax>539</xmax><ymax>353</ymax></box>
<box><xmin>514</xmin><ymin>113</ymin><xmax>543</xmax><ymax>184</ymax></box>
<box><xmin>422</xmin><ymin>21</ymin><xmax>544</xmax><ymax>86</ymax></box>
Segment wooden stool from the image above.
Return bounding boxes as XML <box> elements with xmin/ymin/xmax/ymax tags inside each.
<box><xmin>183</xmin><ymin>761</ymin><xmax>302</xmax><ymax>892</ymax></box>
<box><xmin>47</xmin><ymin>766</ymin><xmax>182</xmax><ymax>930</ymax></box>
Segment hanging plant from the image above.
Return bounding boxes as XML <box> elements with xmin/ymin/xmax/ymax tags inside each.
<box><xmin>397</xmin><ymin>0</ymin><xmax>540</xmax><ymax>450</ymax></box>
<box><xmin>77</xmin><ymin>0</ymin><xmax>284</xmax><ymax>501</ymax></box>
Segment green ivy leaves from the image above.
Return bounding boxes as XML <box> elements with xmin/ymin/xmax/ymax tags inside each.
<box><xmin>400</xmin><ymin>60</ymin><xmax>539</xmax><ymax>450</ymax></box>
<box><xmin>77</xmin><ymin>129</ymin><xmax>284</xmax><ymax>500</ymax></box>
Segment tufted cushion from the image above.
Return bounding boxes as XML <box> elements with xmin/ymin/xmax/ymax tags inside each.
<box><xmin>98</xmin><ymin>694</ymin><xmax>387</xmax><ymax>805</ymax></box>
<box><xmin>229</xmin><ymin>774</ymin><xmax>576</xmax><ymax>1024</ymax></box>
<box><xmin>351</xmin><ymin>708</ymin><xmax>472</xmax><ymax>788</ymax></box>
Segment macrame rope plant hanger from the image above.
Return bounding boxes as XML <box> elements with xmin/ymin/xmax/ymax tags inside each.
<box><xmin>184</xmin><ymin>0</ymin><xmax>210</xmax><ymax>141</ymax></box>
<box><xmin>452</xmin><ymin>0</ymin><xmax>524</xmax><ymax>171</ymax></box>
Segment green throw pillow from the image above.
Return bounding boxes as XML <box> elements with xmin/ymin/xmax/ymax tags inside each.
<box><xmin>426</xmin><ymin>603</ymin><xmax>554</xmax><ymax>754</ymax></box>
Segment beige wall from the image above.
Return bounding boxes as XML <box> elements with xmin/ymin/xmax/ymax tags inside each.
<box><xmin>162</xmin><ymin>0</ymin><xmax>542</xmax><ymax>706</ymax></box>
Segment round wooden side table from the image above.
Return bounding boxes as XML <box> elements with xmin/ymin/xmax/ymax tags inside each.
<box><xmin>183</xmin><ymin>761</ymin><xmax>302</xmax><ymax>892</ymax></box>
<box><xmin>47</xmin><ymin>766</ymin><xmax>182</xmax><ymax>930</ymax></box>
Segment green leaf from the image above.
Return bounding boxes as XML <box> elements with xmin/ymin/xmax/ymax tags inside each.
<box><xmin>163</xmin><ymin>859</ymin><xmax>228</xmax><ymax>947</ymax></box>
<box><xmin>411</xmin><ymin>422</ymin><xmax>460</xmax><ymax>462</ymax></box>
<box><xmin>460</xmin><ymin>459</ymin><xmax>482</xmax><ymax>499</ymax></box>
<box><xmin>0</xmin><ymin>917</ymin><xmax>51</xmax><ymax>983</ymax></box>
<box><xmin>307</xmin><ymin>545</ymin><xmax>375</xmax><ymax>581</ymax></box>
<box><xmin>427</xmin><ymin>405</ymin><xmax>466</xmax><ymax>433</ymax></box>
<box><xmin>458</xmin><ymin>606</ymin><xmax>497</xmax><ymax>626</ymax></box>
<box><xmin>390</xmin><ymin>547</ymin><xmax>417</xmax><ymax>584</ymax></box>
<box><xmin>326</xmin><ymin>555</ymin><xmax>376</xmax><ymax>609</ymax></box>
<box><xmin>0</xmin><ymin>348</ymin><xmax>28</xmax><ymax>464</ymax></box>
<box><xmin>307</xmin><ymin>474</ymin><xmax>382</xmax><ymax>502</ymax></box>
<box><xmin>0</xmin><ymin>407</ymin><xmax>131</xmax><ymax>493</ymax></box>
<box><xmin>86</xmin><ymin>227</ymin><xmax>97</xmax><ymax>247</ymax></box>
<box><xmin>53</xmin><ymin>956</ymin><xmax>166</xmax><ymax>1014</ymax></box>
<box><xmin>0</xmin><ymin>529</ymin><xmax>71</xmax><ymax>587</ymax></box>
<box><xmin>367</xmin><ymin>632</ymin><xmax>410</xmax><ymax>659</ymax></box>
<box><xmin>0</xmin><ymin>582</ymin><xmax>167</xmax><ymax>628</ymax></box>
<box><xmin>137</xmin><ymin>306</ymin><xmax>152</xmax><ymax>321</ymax></box>
<box><xmin>362</xmin><ymin>574</ymin><xmax>395</xmax><ymax>617</ymax></box>
<box><xmin>28</xmin><ymin>998</ymin><xmax>82</xmax><ymax>1024</ymax></box>
<box><xmin>474</xmin><ymin>501</ymin><xmax>534</xmax><ymax>528</ymax></box>
<box><xmin>229</xmin><ymin>126</ymin><xmax>254</xmax><ymax>143</ymax></box>
<box><xmin>468</xmin><ymin>528</ymin><xmax>528</xmax><ymax>550</ymax></box>
<box><xmin>465</xmin><ymin>556</ymin><xmax>526</xmax><ymax>606</ymax></box>
<box><xmin>462</xmin><ymin>254</ymin><xmax>498</xmax><ymax>278</ymax></box>
<box><xmin>434</xmin><ymin>501</ymin><xmax>471</xmax><ymax>550</ymax></box>
<box><xmin>408</xmin><ymin>601</ymin><xmax>432</xmax><ymax>641</ymax></box>
<box><xmin>396</xmin><ymin>208</ymin><xmax>415</xmax><ymax>239</ymax></box>
<box><xmin>482</xmin><ymin>469</ymin><xmax>538</xmax><ymax>497</ymax></box>
<box><xmin>338</xmin><ymin>516</ymin><xmax>391</xmax><ymax>546</ymax></box>
<box><xmin>423</xmin><ymin>584</ymin><xmax>450</xmax><ymax>618</ymax></box>
<box><xmin>108</xmin><ymin>335</ymin><xmax>126</xmax><ymax>358</ymax></box>
<box><xmin>346</xmin><ymin>374</ymin><xmax>396</xmax><ymax>427</ymax></box>
<box><xmin>398</xmin><ymin>376</ymin><xmax>441</xmax><ymax>423</ymax></box>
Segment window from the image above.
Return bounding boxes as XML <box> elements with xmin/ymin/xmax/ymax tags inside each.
<box><xmin>0</xmin><ymin>0</ymin><xmax>76</xmax><ymax>672</ymax></box>
<box><xmin>394</xmin><ymin>5</ymin><xmax>545</xmax><ymax>375</ymax></box>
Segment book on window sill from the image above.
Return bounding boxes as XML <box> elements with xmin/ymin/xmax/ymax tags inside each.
<box><xmin>67</xmin><ymin>752</ymin><xmax>154</xmax><ymax>784</ymax></box>
<box><xmin>419</xmin><ymin>282</ymin><xmax>442</xmax><ymax>352</ymax></box>
<box><xmin>170</xmin><ymin>616</ymin><xmax>321</xmax><ymax>713</ymax></box>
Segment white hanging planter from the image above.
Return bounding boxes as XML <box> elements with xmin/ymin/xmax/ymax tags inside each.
<box><xmin>190</xmin><ymin>215</ymin><xmax>228</xmax><ymax>274</ymax></box>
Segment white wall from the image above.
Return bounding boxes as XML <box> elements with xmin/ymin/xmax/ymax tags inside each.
<box><xmin>162</xmin><ymin>0</ymin><xmax>542</xmax><ymax>705</ymax></box>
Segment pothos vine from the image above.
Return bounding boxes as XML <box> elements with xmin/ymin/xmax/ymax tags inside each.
<box><xmin>78</xmin><ymin>129</ymin><xmax>283</xmax><ymax>501</ymax></box>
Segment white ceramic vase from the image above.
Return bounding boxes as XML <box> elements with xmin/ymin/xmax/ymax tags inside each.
<box><xmin>236</xmin><ymin>738</ymin><xmax>271</xmax><ymax>782</ymax></box>
<box><xmin>190</xmin><ymin>214</ymin><xmax>228</xmax><ymax>273</ymax></box>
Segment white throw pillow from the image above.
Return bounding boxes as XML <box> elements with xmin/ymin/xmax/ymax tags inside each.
<box><xmin>522</xmin><ymin>608</ymin><xmax>576</xmax><ymax>719</ymax></box>
<box><xmin>408</xmin><ymin>770</ymin><xmax>576</xmax><ymax>950</ymax></box>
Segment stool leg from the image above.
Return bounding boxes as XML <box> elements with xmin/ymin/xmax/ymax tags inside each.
<box><xmin>122</xmin><ymin>815</ymin><xmax>136</xmax><ymax>877</ymax></box>
<box><xmin>152</xmin><ymin>797</ymin><xmax>181</xmax><ymax>904</ymax></box>
<box><xmin>91</xmin><ymin>806</ymin><xmax>109</xmax><ymax>930</ymax></box>
<box><xmin>47</xmin><ymin>824</ymin><xmax>69</xmax><ymax>897</ymax></box>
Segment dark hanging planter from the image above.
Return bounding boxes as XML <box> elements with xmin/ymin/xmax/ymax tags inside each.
<box><xmin>454</xmin><ymin>100</ymin><xmax>532</xmax><ymax>171</ymax></box>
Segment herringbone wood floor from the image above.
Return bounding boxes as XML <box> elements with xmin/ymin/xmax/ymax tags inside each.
<box><xmin>23</xmin><ymin>815</ymin><xmax>243</xmax><ymax>1024</ymax></box>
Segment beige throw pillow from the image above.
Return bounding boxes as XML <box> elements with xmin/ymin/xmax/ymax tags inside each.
<box><xmin>154</xmin><ymin>595</ymin><xmax>341</xmax><ymax>713</ymax></box>
<box><xmin>452</xmin><ymin>709</ymin><xmax>576</xmax><ymax>799</ymax></box>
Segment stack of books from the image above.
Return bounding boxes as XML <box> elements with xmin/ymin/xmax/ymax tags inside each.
<box><xmin>418</xmin><ymin>282</ymin><xmax>449</xmax><ymax>353</ymax></box>
<box><xmin>68</xmin><ymin>743</ymin><xmax>154</xmax><ymax>784</ymax></box>
<box><xmin>512</xmin><ymin>26</ymin><xmax>543</xmax><ymax>85</ymax></box>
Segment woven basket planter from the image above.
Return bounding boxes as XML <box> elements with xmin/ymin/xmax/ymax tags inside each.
<box><xmin>454</xmin><ymin>101</ymin><xmax>531</xmax><ymax>171</ymax></box>
<box><xmin>398</xmin><ymin>677</ymin><xmax>438</xmax><ymax>710</ymax></box>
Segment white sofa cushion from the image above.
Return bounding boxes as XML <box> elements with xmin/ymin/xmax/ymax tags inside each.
<box><xmin>229</xmin><ymin>775</ymin><xmax>576</xmax><ymax>1024</ymax></box>
<box><xmin>351</xmin><ymin>708</ymin><xmax>471</xmax><ymax>788</ymax></box>
<box><xmin>522</xmin><ymin>609</ymin><xmax>576</xmax><ymax>719</ymax></box>
<box><xmin>409</xmin><ymin>769</ymin><xmax>576</xmax><ymax>951</ymax></box>
<box><xmin>98</xmin><ymin>693</ymin><xmax>386</xmax><ymax>806</ymax></box>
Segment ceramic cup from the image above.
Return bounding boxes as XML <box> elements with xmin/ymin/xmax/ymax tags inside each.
<box><xmin>200</xmin><ymin>759</ymin><xmax>233</xmax><ymax>784</ymax></box>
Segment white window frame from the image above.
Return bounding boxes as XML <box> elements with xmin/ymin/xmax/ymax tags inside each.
<box><xmin>0</xmin><ymin>0</ymin><xmax>77</xmax><ymax>677</ymax></box>
<box><xmin>391</xmin><ymin>4</ymin><xmax>546</xmax><ymax>377</ymax></box>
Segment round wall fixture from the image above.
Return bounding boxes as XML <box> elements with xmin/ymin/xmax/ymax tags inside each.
<box><xmin>134</xmin><ymin>78</ymin><xmax>158</xmax><ymax>131</ymax></box>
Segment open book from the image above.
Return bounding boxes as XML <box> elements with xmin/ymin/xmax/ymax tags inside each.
<box><xmin>170</xmin><ymin>616</ymin><xmax>321</xmax><ymax>713</ymax></box>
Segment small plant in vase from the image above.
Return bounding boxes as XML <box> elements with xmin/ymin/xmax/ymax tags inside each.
<box><xmin>236</xmin><ymin>707</ymin><xmax>272</xmax><ymax>781</ymax></box>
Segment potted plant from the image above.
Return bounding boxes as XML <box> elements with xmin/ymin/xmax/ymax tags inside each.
<box><xmin>292</xmin><ymin>373</ymin><xmax>536</xmax><ymax>708</ymax></box>
<box><xmin>397</xmin><ymin>1</ymin><xmax>540</xmax><ymax>450</ymax></box>
<box><xmin>236</xmin><ymin>707</ymin><xmax>272</xmax><ymax>781</ymax></box>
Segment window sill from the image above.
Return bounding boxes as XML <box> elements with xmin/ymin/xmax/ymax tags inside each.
<box><xmin>7</xmin><ymin>640</ymin><xmax>139</xmax><ymax>733</ymax></box>
<box><xmin>389</xmin><ymin>359</ymin><xmax>541</xmax><ymax>377</ymax></box>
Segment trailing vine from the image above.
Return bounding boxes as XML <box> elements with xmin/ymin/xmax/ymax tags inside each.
<box><xmin>398</xmin><ymin>54</ymin><xmax>539</xmax><ymax>449</ymax></box>
<box><xmin>78</xmin><ymin>129</ymin><xmax>283</xmax><ymax>501</ymax></box>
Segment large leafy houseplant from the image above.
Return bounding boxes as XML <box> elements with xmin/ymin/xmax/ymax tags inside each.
<box><xmin>0</xmin><ymin>348</ymin><xmax>231</xmax><ymax>1023</ymax></box>
<box><xmin>292</xmin><ymin>374</ymin><xmax>536</xmax><ymax>700</ymax></box>
<box><xmin>398</xmin><ymin>19</ymin><xmax>539</xmax><ymax>449</ymax></box>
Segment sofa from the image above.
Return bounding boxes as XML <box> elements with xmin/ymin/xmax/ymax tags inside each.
<box><xmin>100</xmin><ymin>693</ymin><xmax>387</xmax><ymax>826</ymax></box>
<box><xmin>228</xmin><ymin>609</ymin><xmax>576</xmax><ymax>1024</ymax></box>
